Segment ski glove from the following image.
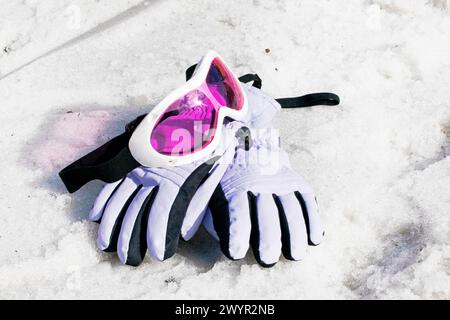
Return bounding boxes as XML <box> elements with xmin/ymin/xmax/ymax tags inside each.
<box><xmin>204</xmin><ymin>114</ymin><xmax>324</xmax><ymax>268</ymax></box>
<box><xmin>89</xmin><ymin>122</ymin><xmax>244</xmax><ymax>266</ymax></box>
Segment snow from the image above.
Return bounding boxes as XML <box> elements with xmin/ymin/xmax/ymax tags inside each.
<box><xmin>0</xmin><ymin>0</ymin><xmax>449</xmax><ymax>299</ymax></box>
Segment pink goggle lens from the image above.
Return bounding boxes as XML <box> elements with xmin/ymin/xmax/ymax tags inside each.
<box><xmin>150</xmin><ymin>57</ymin><xmax>244</xmax><ymax>156</ymax></box>
<box><xmin>150</xmin><ymin>89</ymin><xmax>218</xmax><ymax>156</ymax></box>
<box><xmin>206</xmin><ymin>58</ymin><xmax>244</xmax><ymax>111</ymax></box>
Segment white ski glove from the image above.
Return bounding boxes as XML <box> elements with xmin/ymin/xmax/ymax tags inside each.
<box><xmin>204</xmin><ymin>98</ymin><xmax>324</xmax><ymax>267</ymax></box>
<box><xmin>88</xmin><ymin>122</ymin><xmax>243</xmax><ymax>266</ymax></box>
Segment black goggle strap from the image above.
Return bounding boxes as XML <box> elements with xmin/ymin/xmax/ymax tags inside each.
<box><xmin>58</xmin><ymin>126</ymin><xmax>140</xmax><ymax>193</ymax></box>
<box><xmin>277</xmin><ymin>92</ymin><xmax>340</xmax><ymax>108</ymax></box>
<box><xmin>60</xmin><ymin>68</ymin><xmax>340</xmax><ymax>193</ymax></box>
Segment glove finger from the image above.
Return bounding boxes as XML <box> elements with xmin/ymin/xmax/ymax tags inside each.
<box><xmin>97</xmin><ymin>177</ymin><xmax>140</xmax><ymax>252</ymax></box>
<box><xmin>294</xmin><ymin>191</ymin><xmax>324</xmax><ymax>245</ymax></box>
<box><xmin>181</xmin><ymin>160</ymin><xmax>229</xmax><ymax>241</ymax></box>
<box><xmin>117</xmin><ymin>185</ymin><xmax>158</xmax><ymax>266</ymax></box>
<box><xmin>248</xmin><ymin>192</ymin><xmax>282</xmax><ymax>267</ymax></box>
<box><xmin>209</xmin><ymin>188</ymin><xmax>251</xmax><ymax>260</ymax></box>
<box><xmin>274</xmin><ymin>193</ymin><xmax>308</xmax><ymax>261</ymax></box>
<box><xmin>146</xmin><ymin>180</ymin><xmax>179</xmax><ymax>261</ymax></box>
<box><xmin>148</xmin><ymin>161</ymin><xmax>216</xmax><ymax>261</ymax></box>
<box><xmin>88</xmin><ymin>179</ymin><xmax>123</xmax><ymax>222</ymax></box>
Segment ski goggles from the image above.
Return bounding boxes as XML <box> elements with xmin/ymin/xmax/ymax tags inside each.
<box><xmin>129</xmin><ymin>50</ymin><xmax>248</xmax><ymax>167</ymax></box>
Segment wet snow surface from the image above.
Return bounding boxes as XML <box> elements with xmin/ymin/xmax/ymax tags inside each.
<box><xmin>0</xmin><ymin>0</ymin><xmax>449</xmax><ymax>299</ymax></box>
